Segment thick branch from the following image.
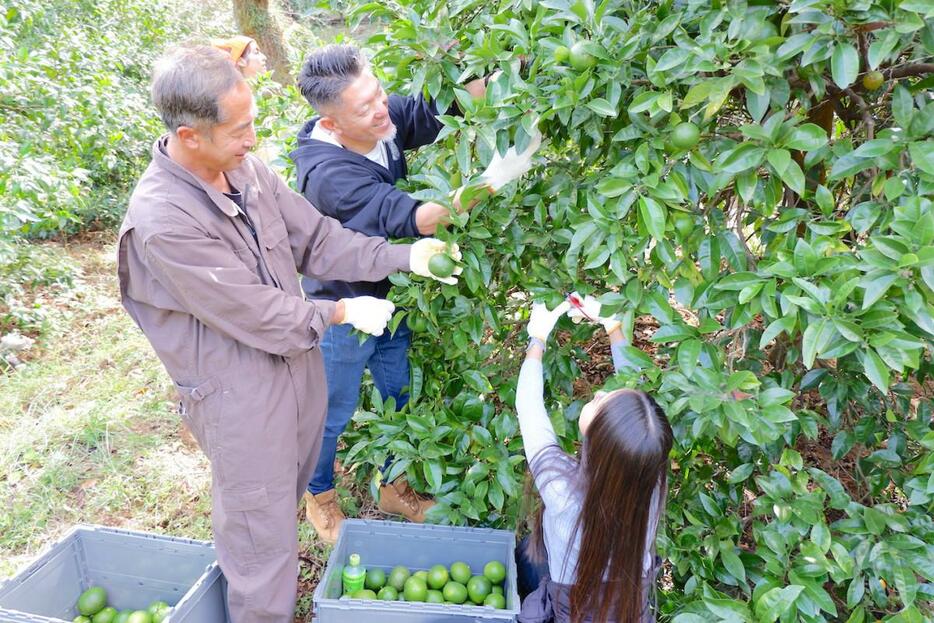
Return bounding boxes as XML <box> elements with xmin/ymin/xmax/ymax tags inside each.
<box><xmin>855</xmin><ymin>21</ymin><xmax>889</xmax><ymax>33</ymax></box>
<box><xmin>884</xmin><ymin>63</ymin><xmax>934</xmax><ymax>80</ymax></box>
<box><xmin>800</xmin><ymin>63</ymin><xmax>934</xmax><ymax>116</ymax></box>
<box><xmin>232</xmin><ymin>0</ymin><xmax>292</xmax><ymax>85</ymax></box>
<box><xmin>857</xmin><ymin>32</ymin><xmax>869</xmax><ymax>74</ymax></box>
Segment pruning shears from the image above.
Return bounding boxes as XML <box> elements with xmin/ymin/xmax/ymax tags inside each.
<box><xmin>565</xmin><ymin>292</ymin><xmax>596</xmax><ymax>321</ymax></box>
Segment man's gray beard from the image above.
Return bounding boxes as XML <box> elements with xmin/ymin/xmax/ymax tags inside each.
<box><xmin>380</xmin><ymin>123</ymin><xmax>398</xmax><ymax>142</ymax></box>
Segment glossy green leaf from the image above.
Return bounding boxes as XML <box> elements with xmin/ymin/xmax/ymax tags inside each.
<box><xmin>831</xmin><ymin>42</ymin><xmax>860</xmax><ymax>88</ymax></box>
<box><xmin>639</xmin><ymin>196</ymin><xmax>666</xmax><ymax>240</ymax></box>
<box><xmin>755</xmin><ymin>585</ymin><xmax>804</xmax><ymax>623</ymax></box>
<box><xmin>860</xmin><ymin>348</ymin><xmax>890</xmax><ymax>392</ymax></box>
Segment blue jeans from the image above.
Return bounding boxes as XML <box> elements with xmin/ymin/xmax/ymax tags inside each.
<box><xmin>307</xmin><ymin>321</ymin><xmax>411</xmax><ymax>495</ymax></box>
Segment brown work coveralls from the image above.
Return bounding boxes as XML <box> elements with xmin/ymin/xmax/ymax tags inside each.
<box><xmin>117</xmin><ymin>137</ymin><xmax>411</xmax><ymax>621</ymax></box>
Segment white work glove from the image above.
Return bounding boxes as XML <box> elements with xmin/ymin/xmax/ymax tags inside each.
<box><xmin>409</xmin><ymin>238</ymin><xmax>462</xmax><ymax>285</ymax></box>
<box><xmin>566</xmin><ymin>292</ymin><xmax>622</xmax><ymax>333</ymax></box>
<box><xmin>527</xmin><ymin>300</ymin><xmax>572</xmax><ymax>343</ymax></box>
<box><xmin>338</xmin><ymin>296</ymin><xmax>395</xmax><ymax>336</ymax></box>
<box><xmin>478</xmin><ymin>126</ymin><xmax>543</xmax><ymax>191</ymax></box>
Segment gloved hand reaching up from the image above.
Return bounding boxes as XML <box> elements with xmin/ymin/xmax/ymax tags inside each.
<box><xmin>478</xmin><ymin>126</ymin><xmax>543</xmax><ymax>192</ymax></box>
<box><xmin>337</xmin><ymin>296</ymin><xmax>395</xmax><ymax>336</ymax></box>
<box><xmin>527</xmin><ymin>300</ymin><xmax>572</xmax><ymax>343</ymax></box>
<box><xmin>566</xmin><ymin>292</ymin><xmax>622</xmax><ymax>334</ymax></box>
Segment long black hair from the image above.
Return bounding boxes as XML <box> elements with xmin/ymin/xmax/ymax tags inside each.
<box><xmin>529</xmin><ymin>389</ymin><xmax>673</xmax><ymax>622</ymax></box>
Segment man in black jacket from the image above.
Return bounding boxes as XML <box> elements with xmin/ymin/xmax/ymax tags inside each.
<box><xmin>290</xmin><ymin>44</ymin><xmax>489</xmax><ymax>543</ymax></box>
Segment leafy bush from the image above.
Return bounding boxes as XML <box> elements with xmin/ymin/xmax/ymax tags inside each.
<box><xmin>0</xmin><ymin>238</ymin><xmax>73</xmax><ymax>336</ymax></box>
<box><xmin>0</xmin><ymin>0</ymin><xmax>217</xmax><ymax>236</ymax></box>
<box><xmin>335</xmin><ymin>0</ymin><xmax>934</xmax><ymax>620</ymax></box>
<box><xmin>0</xmin><ymin>0</ymin><xmax>232</xmax><ymax>345</ymax></box>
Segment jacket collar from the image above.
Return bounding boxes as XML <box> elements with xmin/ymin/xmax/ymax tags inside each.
<box><xmin>151</xmin><ymin>134</ymin><xmax>262</xmax><ymax>218</ymax></box>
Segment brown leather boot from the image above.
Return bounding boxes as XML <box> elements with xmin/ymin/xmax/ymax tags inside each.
<box><xmin>304</xmin><ymin>489</ymin><xmax>344</xmax><ymax>544</ymax></box>
<box><xmin>377</xmin><ymin>477</ymin><xmax>435</xmax><ymax>523</ymax></box>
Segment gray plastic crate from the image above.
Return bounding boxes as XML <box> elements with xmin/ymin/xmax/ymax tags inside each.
<box><xmin>313</xmin><ymin>519</ymin><xmax>520</xmax><ymax>622</ymax></box>
<box><xmin>163</xmin><ymin>565</ymin><xmax>228</xmax><ymax>623</ymax></box>
<box><xmin>0</xmin><ymin>525</ymin><xmax>217</xmax><ymax>623</ymax></box>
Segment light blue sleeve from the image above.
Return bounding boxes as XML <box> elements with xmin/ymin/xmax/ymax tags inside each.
<box><xmin>610</xmin><ymin>340</ymin><xmax>626</xmax><ymax>373</ymax></box>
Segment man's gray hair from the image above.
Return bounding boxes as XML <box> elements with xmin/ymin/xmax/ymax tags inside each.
<box><xmin>151</xmin><ymin>44</ymin><xmax>244</xmax><ymax>132</ymax></box>
<box><xmin>296</xmin><ymin>44</ymin><xmax>368</xmax><ymax>112</ymax></box>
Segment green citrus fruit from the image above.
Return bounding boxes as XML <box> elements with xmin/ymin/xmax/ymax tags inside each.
<box><xmin>77</xmin><ymin>587</ymin><xmax>108</xmax><ymax>617</ymax></box>
<box><xmin>671</xmin><ymin>211</ymin><xmax>695</xmax><ymax>238</ymax></box>
<box><xmin>92</xmin><ymin>607</ymin><xmax>117</xmax><ymax>623</ymax></box>
<box><xmin>427</xmin><ymin>564</ymin><xmax>449</xmax><ymax>589</ymax></box>
<box><xmin>125</xmin><ymin>612</ymin><xmax>152</xmax><ymax>623</ymax></box>
<box><xmin>407</xmin><ymin>313</ymin><xmax>427</xmax><ymax>332</ymax></box>
<box><xmin>147</xmin><ymin>602</ymin><xmax>169</xmax><ymax>623</ymax></box>
<box><xmin>483</xmin><ymin>560</ymin><xmax>506</xmax><ymax>584</ymax></box>
<box><xmin>377</xmin><ymin>586</ymin><xmax>398</xmax><ymax>600</ymax></box>
<box><xmin>427</xmin><ymin>253</ymin><xmax>455</xmax><ymax>278</ymax></box>
<box><xmin>351</xmin><ymin>589</ymin><xmax>377</xmax><ymax>600</ymax></box>
<box><xmin>863</xmin><ymin>71</ymin><xmax>884</xmax><ymax>90</ymax></box>
<box><xmin>491</xmin><ymin>585</ymin><xmax>504</xmax><ymax>595</ymax></box>
<box><xmin>670</xmin><ymin>122</ymin><xmax>700</xmax><ymax>150</ymax></box>
<box><xmin>442</xmin><ymin>581</ymin><xmax>468</xmax><ymax>604</ymax></box>
<box><xmin>74</xmin><ymin>618</ymin><xmax>91</xmax><ymax>623</ymax></box>
<box><xmin>365</xmin><ymin>568</ymin><xmax>387</xmax><ymax>591</ymax></box>
<box><xmin>426</xmin><ymin>589</ymin><xmax>445</xmax><ymax>603</ymax></box>
<box><xmin>569</xmin><ymin>41</ymin><xmax>596</xmax><ymax>71</ymax></box>
<box><xmin>449</xmin><ymin>561</ymin><xmax>472</xmax><ymax>585</ymax></box>
<box><xmin>388</xmin><ymin>565</ymin><xmax>411</xmax><ymax>591</ymax></box>
<box><xmin>403</xmin><ymin>576</ymin><xmax>428</xmax><ymax>602</ymax></box>
<box><xmin>484</xmin><ymin>593</ymin><xmax>507</xmax><ymax>608</ymax></box>
<box><xmin>414</xmin><ymin>570</ymin><xmax>429</xmax><ymax>582</ymax></box>
<box><xmin>113</xmin><ymin>612</ymin><xmax>132</xmax><ymax>623</ymax></box>
<box><xmin>467</xmin><ymin>575</ymin><xmax>493</xmax><ymax>604</ymax></box>
<box><xmin>553</xmin><ymin>45</ymin><xmax>570</xmax><ymax>64</ymax></box>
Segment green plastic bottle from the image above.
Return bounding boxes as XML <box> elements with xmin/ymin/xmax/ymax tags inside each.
<box><xmin>342</xmin><ymin>553</ymin><xmax>366</xmax><ymax>595</ymax></box>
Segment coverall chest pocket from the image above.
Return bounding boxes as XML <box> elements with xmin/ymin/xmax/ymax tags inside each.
<box><xmin>231</xmin><ymin>245</ymin><xmax>259</xmax><ymax>273</ymax></box>
<box><xmin>260</xmin><ymin>215</ymin><xmax>292</xmax><ymax>290</ymax></box>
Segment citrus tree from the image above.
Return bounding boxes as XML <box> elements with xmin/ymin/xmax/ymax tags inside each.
<box><xmin>333</xmin><ymin>0</ymin><xmax>934</xmax><ymax>619</ymax></box>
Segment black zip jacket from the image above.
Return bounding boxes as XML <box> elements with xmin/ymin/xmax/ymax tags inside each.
<box><xmin>289</xmin><ymin>94</ymin><xmax>448</xmax><ymax>301</ymax></box>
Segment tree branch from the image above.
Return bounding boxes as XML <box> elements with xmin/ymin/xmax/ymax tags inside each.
<box><xmin>857</xmin><ymin>32</ymin><xmax>869</xmax><ymax>74</ymax></box>
<box><xmin>843</xmin><ymin>87</ymin><xmax>874</xmax><ymax>140</ymax></box>
<box><xmin>855</xmin><ymin>21</ymin><xmax>890</xmax><ymax>33</ymax></box>
<box><xmin>884</xmin><ymin>63</ymin><xmax>934</xmax><ymax>80</ymax></box>
<box><xmin>805</xmin><ymin>63</ymin><xmax>934</xmax><ymax>117</ymax></box>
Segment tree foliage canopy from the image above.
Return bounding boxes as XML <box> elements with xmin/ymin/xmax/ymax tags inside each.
<box><xmin>335</xmin><ymin>0</ymin><xmax>934</xmax><ymax>620</ymax></box>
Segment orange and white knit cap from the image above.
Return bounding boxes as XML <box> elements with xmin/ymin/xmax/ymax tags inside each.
<box><xmin>213</xmin><ymin>35</ymin><xmax>254</xmax><ymax>62</ymax></box>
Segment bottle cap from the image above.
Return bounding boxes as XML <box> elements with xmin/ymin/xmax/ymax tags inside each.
<box><xmin>349</xmin><ymin>553</ymin><xmax>361</xmax><ymax>567</ymax></box>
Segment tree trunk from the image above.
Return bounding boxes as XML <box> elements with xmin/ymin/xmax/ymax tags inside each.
<box><xmin>231</xmin><ymin>0</ymin><xmax>292</xmax><ymax>85</ymax></box>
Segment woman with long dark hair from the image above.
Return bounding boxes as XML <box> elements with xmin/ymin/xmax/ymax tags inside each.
<box><xmin>516</xmin><ymin>294</ymin><xmax>673</xmax><ymax>623</ymax></box>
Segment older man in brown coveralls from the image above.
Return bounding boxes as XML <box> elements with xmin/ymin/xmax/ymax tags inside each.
<box><xmin>117</xmin><ymin>45</ymin><xmax>454</xmax><ymax>621</ymax></box>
